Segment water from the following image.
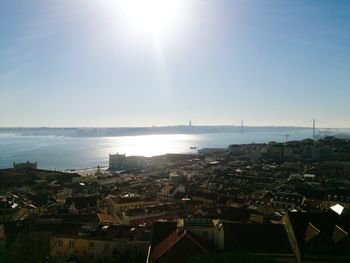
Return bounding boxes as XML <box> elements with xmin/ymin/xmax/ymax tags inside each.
<box><xmin>0</xmin><ymin>130</ymin><xmax>312</xmax><ymax>170</ymax></box>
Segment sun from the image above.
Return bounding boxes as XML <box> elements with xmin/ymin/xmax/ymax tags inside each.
<box><xmin>119</xmin><ymin>0</ymin><xmax>185</xmax><ymax>37</ymax></box>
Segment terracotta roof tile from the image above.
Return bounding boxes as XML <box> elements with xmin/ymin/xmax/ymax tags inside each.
<box><xmin>151</xmin><ymin>229</ymin><xmax>210</xmax><ymax>261</ymax></box>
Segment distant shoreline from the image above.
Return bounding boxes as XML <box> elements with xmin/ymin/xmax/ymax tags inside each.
<box><xmin>0</xmin><ymin>125</ymin><xmax>318</xmax><ymax>138</ymax></box>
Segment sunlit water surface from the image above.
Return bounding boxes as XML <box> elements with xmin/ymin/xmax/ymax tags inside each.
<box><xmin>0</xmin><ymin>131</ymin><xmax>312</xmax><ymax>170</ymax></box>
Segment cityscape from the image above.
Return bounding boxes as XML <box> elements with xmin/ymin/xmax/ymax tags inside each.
<box><xmin>1</xmin><ymin>133</ymin><xmax>350</xmax><ymax>262</ymax></box>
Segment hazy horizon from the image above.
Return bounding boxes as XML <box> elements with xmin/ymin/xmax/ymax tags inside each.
<box><xmin>0</xmin><ymin>123</ymin><xmax>334</xmax><ymax>129</ymax></box>
<box><xmin>1</xmin><ymin>0</ymin><xmax>350</xmax><ymax>127</ymax></box>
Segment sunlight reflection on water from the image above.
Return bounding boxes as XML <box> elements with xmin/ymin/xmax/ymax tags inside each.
<box><xmin>105</xmin><ymin>134</ymin><xmax>199</xmax><ymax>157</ymax></box>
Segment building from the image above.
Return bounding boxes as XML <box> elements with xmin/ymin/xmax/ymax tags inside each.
<box><xmin>0</xmin><ymin>196</ymin><xmax>20</xmax><ymax>224</ymax></box>
<box><xmin>0</xmin><ymin>224</ymin><xmax>5</xmax><ymax>255</ymax></box>
<box><xmin>283</xmin><ymin>210</ymin><xmax>350</xmax><ymax>262</ymax></box>
<box><xmin>4</xmin><ymin>216</ymin><xmax>150</xmax><ymax>263</ymax></box>
<box><xmin>109</xmin><ymin>153</ymin><xmax>147</xmax><ymax>171</ymax></box>
<box><xmin>50</xmin><ymin>224</ymin><xmax>150</xmax><ymax>262</ymax></box>
<box><xmin>122</xmin><ymin>203</ymin><xmax>180</xmax><ymax>225</ymax></box>
<box><xmin>272</xmin><ymin>192</ymin><xmax>306</xmax><ymax>209</ymax></box>
<box><xmin>107</xmin><ymin>195</ymin><xmax>157</xmax><ymax>215</ymax></box>
<box><xmin>64</xmin><ymin>195</ymin><xmax>99</xmax><ymax>214</ymax></box>
<box><xmin>147</xmin><ymin>220</ymin><xmax>214</xmax><ymax>263</ymax></box>
<box><xmin>147</xmin><ymin>218</ymin><xmax>297</xmax><ymax>263</ymax></box>
<box><xmin>13</xmin><ymin>161</ymin><xmax>37</xmax><ymax>170</ymax></box>
<box><xmin>217</xmin><ymin>222</ymin><xmax>296</xmax><ymax>262</ymax></box>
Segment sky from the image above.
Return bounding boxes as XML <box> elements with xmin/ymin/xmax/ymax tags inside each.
<box><xmin>0</xmin><ymin>0</ymin><xmax>350</xmax><ymax>128</ymax></box>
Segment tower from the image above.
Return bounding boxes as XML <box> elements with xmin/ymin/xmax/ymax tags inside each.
<box><xmin>189</xmin><ymin>120</ymin><xmax>192</xmax><ymax>127</ymax></box>
<box><xmin>285</xmin><ymin>134</ymin><xmax>290</xmax><ymax>143</ymax></box>
<box><xmin>313</xmin><ymin>119</ymin><xmax>316</xmax><ymax>138</ymax></box>
<box><xmin>241</xmin><ymin>120</ymin><xmax>244</xmax><ymax>134</ymax></box>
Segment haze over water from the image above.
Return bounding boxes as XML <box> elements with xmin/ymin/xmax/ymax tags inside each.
<box><xmin>0</xmin><ymin>130</ymin><xmax>313</xmax><ymax>170</ymax></box>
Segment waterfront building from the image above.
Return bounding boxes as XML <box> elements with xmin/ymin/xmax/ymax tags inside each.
<box><xmin>13</xmin><ymin>161</ymin><xmax>37</xmax><ymax>170</ymax></box>
<box><xmin>109</xmin><ymin>153</ymin><xmax>147</xmax><ymax>171</ymax></box>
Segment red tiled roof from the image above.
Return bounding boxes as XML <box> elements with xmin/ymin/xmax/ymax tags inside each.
<box><xmin>151</xmin><ymin>229</ymin><xmax>209</xmax><ymax>261</ymax></box>
<box><xmin>97</xmin><ymin>213</ymin><xmax>121</xmax><ymax>225</ymax></box>
<box><xmin>125</xmin><ymin>207</ymin><xmax>146</xmax><ymax>216</ymax></box>
<box><xmin>109</xmin><ymin>196</ymin><xmax>142</xmax><ymax>204</ymax></box>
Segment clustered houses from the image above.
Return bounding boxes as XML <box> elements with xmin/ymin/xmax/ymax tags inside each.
<box><xmin>107</xmin><ymin>194</ymin><xmax>158</xmax><ymax>215</ymax></box>
<box><xmin>1</xmin><ymin>136</ymin><xmax>350</xmax><ymax>262</ymax></box>
<box><xmin>147</xmin><ymin>210</ymin><xmax>350</xmax><ymax>263</ymax></box>
<box><xmin>4</xmin><ymin>214</ymin><xmax>150</xmax><ymax>263</ymax></box>
<box><xmin>49</xmin><ymin>224</ymin><xmax>149</xmax><ymax>262</ymax></box>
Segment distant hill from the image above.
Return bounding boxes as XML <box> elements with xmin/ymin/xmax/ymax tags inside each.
<box><xmin>0</xmin><ymin>126</ymin><xmax>312</xmax><ymax>137</ymax></box>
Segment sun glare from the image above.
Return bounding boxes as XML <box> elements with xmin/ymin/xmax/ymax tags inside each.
<box><xmin>119</xmin><ymin>0</ymin><xmax>185</xmax><ymax>36</ymax></box>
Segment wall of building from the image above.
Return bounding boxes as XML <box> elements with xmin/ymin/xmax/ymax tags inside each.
<box><xmin>50</xmin><ymin>236</ymin><xmax>149</xmax><ymax>262</ymax></box>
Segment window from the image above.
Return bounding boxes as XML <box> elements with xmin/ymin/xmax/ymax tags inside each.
<box><xmin>89</xmin><ymin>241</ymin><xmax>94</xmax><ymax>248</ymax></box>
<box><xmin>69</xmin><ymin>240</ymin><xmax>75</xmax><ymax>248</ymax></box>
<box><xmin>133</xmin><ymin>246</ymin><xmax>138</xmax><ymax>255</ymax></box>
<box><xmin>202</xmin><ymin>231</ymin><xmax>208</xmax><ymax>238</ymax></box>
<box><xmin>55</xmin><ymin>239</ymin><xmax>63</xmax><ymax>247</ymax></box>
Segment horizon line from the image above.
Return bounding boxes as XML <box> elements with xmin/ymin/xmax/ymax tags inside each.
<box><xmin>0</xmin><ymin>124</ymin><xmax>348</xmax><ymax>129</ymax></box>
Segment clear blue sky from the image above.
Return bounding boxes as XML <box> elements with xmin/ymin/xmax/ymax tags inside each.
<box><xmin>0</xmin><ymin>0</ymin><xmax>349</xmax><ymax>127</ymax></box>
